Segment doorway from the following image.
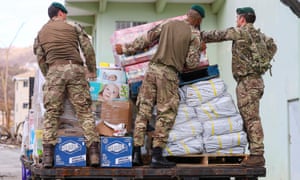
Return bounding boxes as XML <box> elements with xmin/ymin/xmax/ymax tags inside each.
<box><xmin>288</xmin><ymin>98</ymin><xmax>300</xmax><ymax>180</ymax></box>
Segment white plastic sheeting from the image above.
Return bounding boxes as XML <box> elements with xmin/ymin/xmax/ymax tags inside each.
<box><xmin>202</xmin><ymin>114</ymin><xmax>244</xmax><ymax>137</ymax></box>
<box><xmin>203</xmin><ymin>132</ymin><xmax>247</xmax><ymax>153</ymax></box>
<box><xmin>195</xmin><ymin>93</ymin><xmax>238</xmax><ymax>122</ymax></box>
<box><xmin>173</xmin><ymin>103</ymin><xmax>197</xmax><ymax>124</ymax></box>
<box><xmin>165</xmin><ymin>77</ymin><xmax>247</xmax><ymax>155</ymax></box>
<box><xmin>168</xmin><ymin>118</ymin><xmax>203</xmax><ymax>142</ymax></box>
<box><xmin>164</xmin><ymin>135</ymin><xmax>204</xmax><ymax>156</ymax></box>
<box><xmin>180</xmin><ymin>78</ymin><xmax>227</xmax><ymax>106</ymax></box>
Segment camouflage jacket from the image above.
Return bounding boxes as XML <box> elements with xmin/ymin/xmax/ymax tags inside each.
<box><xmin>123</xmin><ymin>19</ymin><xmax>203</xmax><ymax>72</ymax></box>
<box><xmin>201</xmin><ymin>23</ymin><xmax>277</xmax><ymax>80</ymax></box>
<box><xmin>33</xmin><ymin>19</ymin><xmax>96</xmax><ymax>76</ymax></box>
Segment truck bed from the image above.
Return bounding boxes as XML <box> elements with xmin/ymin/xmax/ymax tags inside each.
<box><xmin>30</xmin><ymin>165</ymin><xmax>265</xmax><ymax>180</ymax></box>
<box><xmin>27</xmin><ymin>154</ymin><xmax>266</xmax><ymax>180</ymax></box>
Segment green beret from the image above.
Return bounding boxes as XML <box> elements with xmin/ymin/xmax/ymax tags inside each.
<box><xmin>191</xmin><ymin>4</ymin><xmax>205</xmax><ymax>18</ymax></box>
<box><xmin>51</xmin><ymin>2</ymin><xmax>68</xmax><ymax>14</ymax></box>
<box><xmin>236</xmin><ymin>7</ymin><xmax>255</xmax><ymax>15</ymax></box>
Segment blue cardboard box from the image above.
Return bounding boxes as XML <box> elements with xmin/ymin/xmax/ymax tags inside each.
<box><xmin>54</xmin><ymin>136</ymin><xmax>86</xmax><ymax>167</ymax></box>
<box><xmin>101</xmin><ymin>136</ymin><xmax>133</xmax><ymax>168</ymax></box>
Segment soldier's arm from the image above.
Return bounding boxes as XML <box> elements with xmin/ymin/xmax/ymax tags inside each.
<box><xmin>201</xmin><ymin>27</ymin><xmax>243</xmax><ymax>43</ymax></box>
<box><xmin>184</xmin><ymin>30</ymin><xmax>202</xmax><ymax>70</ymax></box>
<box><xmin>122</xmin><ymin>23</ymin><xmax>163</xmax><ymax>56</ymax></box>
<box><xmin>33</xmin><ymin>37</ymin><xmax>48</xmax><ymax>77</ymax></box>
<box><xmin>74</xmin><ymin>22</ymin><xmax>97</xmax><ymax>74</ymax></box>
<box><xmin>122</xmin><ymin>35</ymin><xmax>151</xmax><ymax>56</ymax></box>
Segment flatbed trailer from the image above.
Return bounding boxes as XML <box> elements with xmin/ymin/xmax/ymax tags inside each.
<box><xmin>25</xmin><ymin>154</ymin><xmax>266</xmax><ymax>180</ymax></box>
<box><xmin>30</xmin><ymin>165</ymin><xmax>265</xmax><ymax>180</ymax></box>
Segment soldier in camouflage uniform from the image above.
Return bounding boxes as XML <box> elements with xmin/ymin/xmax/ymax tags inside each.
<box><xmin>201</xmin><ymin>7</ymin><xmax>277</xmax><ymax>167</ymax></box>
<box><xmin>115</xmin><ymin>5</ymin><xmax>206</xmax><ymax>168</ymax></box>
<box><xmin>33</xmin><ymin>2</ymin><xmax>100</xmax><ymax>168</ymax></box>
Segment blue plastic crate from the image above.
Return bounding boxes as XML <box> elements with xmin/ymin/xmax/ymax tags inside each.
<box><xmin>179</xmin><ymin>64</ymin><xmax>219</xmax><ymax>86</ymax></box>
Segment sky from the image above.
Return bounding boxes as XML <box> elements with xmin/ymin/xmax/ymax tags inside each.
<box><xmin>0</xmin><ymin>0</ymin><xmax>64</xmax><ymax>48</ymax></box>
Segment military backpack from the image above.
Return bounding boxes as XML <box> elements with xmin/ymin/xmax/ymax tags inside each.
<box><xmin>248</xmin><ymin>28</ymin><xmax>277</xmax><ymax>76</ymax></box>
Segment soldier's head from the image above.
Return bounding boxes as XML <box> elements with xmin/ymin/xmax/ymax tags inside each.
<box><xmin>236</xmin><ymin>7</ymin><xmax>256</xmax><ymax>27</ymax></box>
<box><xmin>48</xmin><ymin>2</ymin><xmax>68</xmax><ymax>20</ymax></box>
<box><xmin>187</xmin><ymin>5</ymin><xmax>205</xmax><ymax>29</ymax></box>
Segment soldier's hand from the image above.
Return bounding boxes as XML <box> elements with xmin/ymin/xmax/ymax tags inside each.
<box><xmin>200</xmin><ymin>41</ymin><xmax>207</xmax><ymax>51</ymax></box>
<box><xmin>115</xmin><ymin>44</ymin><xmax>123</xmax><ymax>55</ymax></box>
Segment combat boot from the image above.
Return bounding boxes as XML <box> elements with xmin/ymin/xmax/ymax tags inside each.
<box><xmin>241</xmin><ymin>155</ymin><xmax>265</xmax><ymax>167</ymax></box>
<box><xmin>88</xmin><ymin>142</ymin><xmax>100</xmax><ymax>167</ymax></box>
<box><xmin>42</xmin><ymin>144</ymin><xmax>54</xmax><ymax>168</ymax></box>
<box><xmin>150</xmin><ymin>147</ymin><xmax>176</xmax><ymax>168</ymax></box>
<box><xmin>132</xmin><ymin>146</ymin><xmax>143</xmax><ymax>166</ymax></box>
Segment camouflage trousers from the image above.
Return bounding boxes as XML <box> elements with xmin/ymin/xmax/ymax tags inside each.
<box><xmin>42</xmin><ymin>63</ymin><xmax>99</xmax><ymax>147</ymax></box>
<box><xmin>236</xmin><ymin>76</ymin><xmax>264</xmax><ymax>155</ymax></box>
<box><xmin>134</xmin><ymin>63</ymin><xmax>179</xmax><ymax>148</ymax></box>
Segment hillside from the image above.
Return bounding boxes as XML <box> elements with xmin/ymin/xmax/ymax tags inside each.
<box><xmin>0</xmin><ymin>46</ymin><xmax>36</xmax><ymax>68</ymax></box>
<box><xmin>0</xmin><ymin>46</ymin><xmax>36</xmax><ymax>111</ymax></box>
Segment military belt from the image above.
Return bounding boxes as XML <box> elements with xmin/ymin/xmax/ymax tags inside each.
<box><xmin>149</xmin><ymin>62</ymin><xmax>178</xmax><ymax>74</ymax></box>
<box><xmin>49</xmin><ymin>60</ymin><xmax>83</xmax><ymax>68</ymax></box>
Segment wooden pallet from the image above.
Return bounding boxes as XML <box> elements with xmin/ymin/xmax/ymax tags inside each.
<box><xmin>167</xmin><ymin>153</ymin><xmax>248</xmax><ymax>165</ymax></box>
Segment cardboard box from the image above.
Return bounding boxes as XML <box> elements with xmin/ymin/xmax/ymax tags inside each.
<box><xmin>97</xmin><ymin>100</ymin><xmax>133</xmax><ymax>136</ymax></box>
<box><xmin>100</xmin><ymin>136</ymin><xmax>133</xmax><ymax>167</ymax></box>
<box><xmin>54</xmin><ymin>136</ymin><xmax>86</xmax><ymax>167</ymax></box>
<box><xmin>89</xmin><ymin>81</ymin><xmax>129</xmax><ymax>102</ymax></box>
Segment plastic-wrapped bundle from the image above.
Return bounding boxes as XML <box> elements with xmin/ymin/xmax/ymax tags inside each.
<box><xmin>163</xmin><ymin>135</ymin><xmax>204</xmax><ymax>156</ymax></box>
<box><xmin>178</xmin><ymin>88</ymin><xmax>187</xmax><ymax>104</ymax></box>
<box><xmin>209</xmin><ymin>146</ymin><xmax>246</xmax><ymax>154</ymax></box>
<box><xmin>203</xmin><ymin>131</ymin><xmax>247</xmax><ymax>153</ymax></box>
<box><xmin>202</xmin><ymin>114</ymin><xmax>243</xmax><ymax>137</ymax></box>
<box><xmin>110</xmin><ymin>15</ymin><xmax>186</xmax><ymax>66</ymax></box>
<box><xmin>168</xmin><ymin>118</ymin><xmax>203</xmax><ymax>142</ymax></box>
<box><xmin>195</xmin><ymin>93</ymin><xmax>238</xmax><ymax>122</ymax></box>
<box><xmin>174</xmin><ymin>103</ymin><xmax>197</xmax><ymax>124</ymax></box>
<box><xmin>181</xmin><ymin>78</ymin><xmax>227</xmax><ymax>106</ymax></box>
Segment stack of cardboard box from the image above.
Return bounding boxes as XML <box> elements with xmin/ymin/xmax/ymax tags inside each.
<box><xmin>89</xmin><ymin>64</ymin><xmax>134</xmax><ymax>167</ymax></box>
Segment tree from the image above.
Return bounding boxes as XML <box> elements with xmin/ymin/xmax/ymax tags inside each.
<box><xmin>0</xmin><ymin>23</ymin><xmax>24</xmax><ymax>131</ymax></box>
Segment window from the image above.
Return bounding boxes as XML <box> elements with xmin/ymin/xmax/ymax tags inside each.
<box><xmin>23</xmin><ymin>80</ymin><xmax>28</xmax><ymax>87</ymax></box>
<box><xmin>115</xmin><ymin>21</ymin><xmax>147</xmax><ymax>30</ymax></box>
<box><xmin>22</xmin><ymin>103</ymin><xmax>29</xmax><ymax>109</ymax></box>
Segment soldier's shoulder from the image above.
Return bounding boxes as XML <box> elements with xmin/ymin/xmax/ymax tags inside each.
<box><xmin>66</xmin><ymin>21</ymin><xmax>84</xmax><ymax>32</ymax></box>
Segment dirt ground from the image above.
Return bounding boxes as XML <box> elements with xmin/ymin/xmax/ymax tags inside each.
<box><xmin>0</xmin><ymin>144</ymin><xmax>22</xmax><ymax>180</ymax></box>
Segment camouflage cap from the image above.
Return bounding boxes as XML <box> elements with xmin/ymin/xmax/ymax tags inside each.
<box><xmin>236</xmin><ymin>7</ymin><xmax>255</xmax><ymax>15</ymax></box>
<box><xmin>51</xmin><ymin>2</ymin><xmax>68</xmax><ymax>14</ymax></box>
<box><xmin>191</xmin><ymin>4</ymin><xmax>205</xmax><ymax>18</ymax></box>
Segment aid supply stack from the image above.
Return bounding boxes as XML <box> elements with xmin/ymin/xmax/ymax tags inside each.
<box><xmin>90</xmin><ymin>64</ymin><xmax>133</xmax><ymax>167</ymax></box>
<box><xmin>21</xmin><ymin>66</ymin><xmax>133</xmax><ymax>168</ymax></box>
<box><xmin>90</xmin><ymin>64</ymin><xmax>132</xmax><ymax>137</ymax></box>
<box><xmin>164</xmin><ymin>78</ymin><xmax>248</xmax><ymax>156</ymax></box>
